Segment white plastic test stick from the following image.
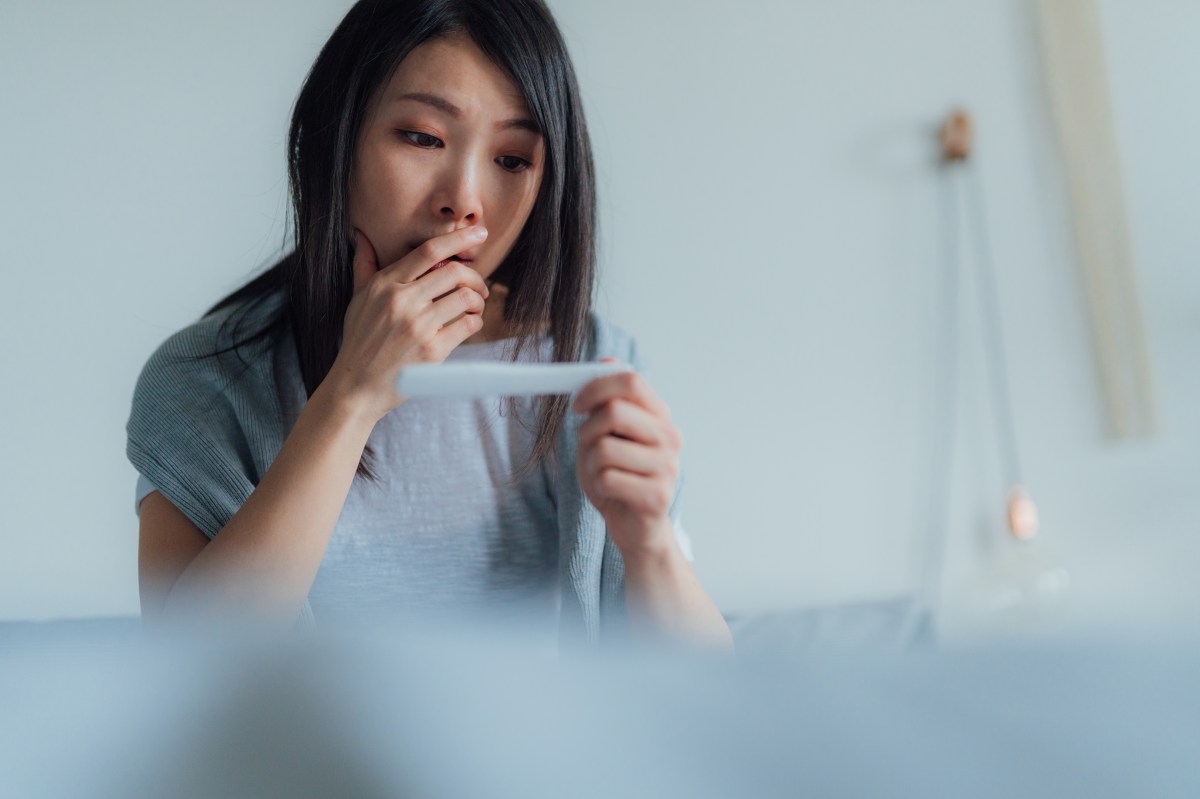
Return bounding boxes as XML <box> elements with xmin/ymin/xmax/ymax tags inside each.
<box><xmin>395</xmin><ymin>361</ymin><xmax>633</xmax><ymax>398</ymax></box>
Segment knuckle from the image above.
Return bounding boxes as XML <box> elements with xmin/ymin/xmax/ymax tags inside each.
<box><xmin>397</xmin><ymin>309</ymin><xmax>420</xmax><ymax>336</ymax></box>
<box><xmin>416</xmin><ymin>339</ymin><xmax>438</xmax><ymax>360</ymax></box>
<box><xmin>418</xmin><ymin>240</ymin><xmax>441</xmax><ymax>261</ymax></box>
<box><xmin>599</xmin><ymin>403</ymin><xmax>619</xmax><ymax>427</ymax></box>
<box><xmin>458</xmin><ymin>286</ymin><xmax>483</xmax><ymax>311</ymax></box>
<box><xmin>408</xmin><ymin>313</ymin><xmax>432</xmax><ymax>339</ymax></box>
<box><xmin>656</xmin><ymin>487</ymin><xmax>673</xmax><ymax>513</ymax></box>
<box><xmin>386</xmin><ymin>287</ymin><xmax>408</xmax><ymax>317</ymax></box>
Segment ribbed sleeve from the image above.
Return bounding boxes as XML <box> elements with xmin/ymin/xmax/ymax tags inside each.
<box><xmin>126</xmin><ymin>298</ymin><xmax>287</xmax><ymax>540</ymax></box>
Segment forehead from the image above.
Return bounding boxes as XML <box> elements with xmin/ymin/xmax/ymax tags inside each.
<box><xmin>383</xmin><ymin>34</ymin><xmax>531</xmax><ymax>117</ymax></box>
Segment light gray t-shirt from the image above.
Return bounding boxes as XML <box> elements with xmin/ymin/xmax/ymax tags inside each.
<box><xmin>313</xmin><ymin>335</ymin><xmax>562</xmax><ymax>628</ymax></box>
<box><xmin>135</xmin><ymin>333</ymin><xmax>692</xmax><ymax>633</ymax></box>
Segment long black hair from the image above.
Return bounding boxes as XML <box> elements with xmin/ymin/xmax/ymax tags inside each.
<box><xmin>208</xmin><ymin>0</ymin><xmax>597</xmax><ymax>479</ymax></box>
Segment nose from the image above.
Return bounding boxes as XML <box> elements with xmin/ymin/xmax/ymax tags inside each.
<box><xmin>432</xmin><ymin>154</ymin><xmax>481</xmax><ymax>225</ymax></box>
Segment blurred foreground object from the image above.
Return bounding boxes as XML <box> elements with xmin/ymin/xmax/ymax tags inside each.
<box><xmin>1</xmin><ymin>623</ymin><xmax>1198</xmax><ymax>798</ymax></box>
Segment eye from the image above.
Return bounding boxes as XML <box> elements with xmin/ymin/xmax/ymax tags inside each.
<box><xmin>398</xmin><ymin>130</ymin><xmax>442</xmax><ymax>148</ymax></box>
<box><xmin>497</xmin><ymin>155</ymin><xmax>531</xmax><ymax>173</ymax></box>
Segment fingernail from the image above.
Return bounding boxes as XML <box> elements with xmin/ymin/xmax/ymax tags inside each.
<box><xmin>469</xmin><ymin>226</ymin><xmax>488</xmax><ymax>240</ymax></box>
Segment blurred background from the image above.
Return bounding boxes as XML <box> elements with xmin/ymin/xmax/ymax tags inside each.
<box><xmin>0</xmin><ymin>0</ymin><xmax>1196</xmax><ymax>640</ymax></box>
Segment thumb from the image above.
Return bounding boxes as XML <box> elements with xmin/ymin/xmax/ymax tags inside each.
<box><xmin>351</xmin><ymin>229</ymin><xmax>379</xmax><ymax>294</ymax></box>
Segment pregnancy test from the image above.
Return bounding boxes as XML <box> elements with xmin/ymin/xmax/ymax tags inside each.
<box><xmin>396</xmin><ymin>361</ymin><xmax>633</xmax><ymax>398</ymax></box>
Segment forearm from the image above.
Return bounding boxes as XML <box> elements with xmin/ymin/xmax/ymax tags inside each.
<box><xmin>164</xmin><ymin>382</ymin><xmax>376</xmax><ymax>625</ymax></box>
<box><xmin>621</xmin><ymin>524</ymin><xmax>734</xmax><ymax>650</ymax></box>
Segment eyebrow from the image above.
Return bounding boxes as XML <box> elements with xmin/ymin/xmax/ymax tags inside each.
<box><xmin>395</xmin><ymin>92</ymin><xmax>541</xmax><ymax>134</ymax></box>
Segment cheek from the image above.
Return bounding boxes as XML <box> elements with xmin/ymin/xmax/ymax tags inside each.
<box><xmin>349</xmin><ymin>147</ymin><xmax>427</xmax><ymax>258</ymax></box>
<box><xmin>353</xmin><ymin>152</ymin><xmax>419</xmax><ymax>218</ymax></box>
<box><xmin>485</xmin><ymin>176</ymin><xmax>542</xmax><ymax>248</ymax></box>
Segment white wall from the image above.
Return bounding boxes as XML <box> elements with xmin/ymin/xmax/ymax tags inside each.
<box><xmin>1</xmin><ymin>1</ymin><xmax>1196</xmax><ymax>631</ymax></box>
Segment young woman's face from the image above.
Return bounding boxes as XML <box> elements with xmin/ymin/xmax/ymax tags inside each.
<box><xmin>349</xmin><ymin>33</ymin><xmax>546</xmax><ymax>283</ymax></box>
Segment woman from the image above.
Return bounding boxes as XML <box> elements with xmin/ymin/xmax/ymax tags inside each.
<box><xmin>128</xmin><ymin>0</ymin><xmax>731</xmax><ymax>647</ymax></box>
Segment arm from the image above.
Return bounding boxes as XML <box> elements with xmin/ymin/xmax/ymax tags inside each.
<box><xmin>138</xmin><ymin>227</ymin><xmax>492</xmax><ymax>628</ymax></box>
<box><xmin>141</xmin><ymin>384</ymin><xmax>375</xmax><ymax>626</ymax></box>
<box><xmin>573</xmin><ymin>367</ymin><xmax>733</xmax><ymax>650</ymax></box>
<box><xmin>621</xmin><ymin>523</ymin><xmax>733</xmax><ymax>649</ymax></box>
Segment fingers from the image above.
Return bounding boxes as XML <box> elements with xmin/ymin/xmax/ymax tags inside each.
<box><xmin>572</xmin><ymin>370</ymin><xmax>671</xmax><ymax>420</ymax></box>
<box><xmin>381</xmin><ymin>226</ymin><xmax>489</xmax><ymax>284</ymax></box>
<box><xmin>434</xmin><ymin>308</ymin><xmax>487</xmax><ymax>349</ymax></box>
<box><xmin>587</xmin><ymin>468</ymin><xmax>676</xmax><ymax>520</ymax></box>
<box><xmin>576</xmin><ymin>399</ymin><xmax>680</xmax><ymax>516</ymax></box>
<box><xmin>577</xmin><ymin>396</ymin><xmax>680</xmax><ymax>453</ymax></box>
<box><xmin>416</xmin><ymin>262</ymin><xmax>491</xmax><ymax>304</ymax></box>
<box><xmin>351</xmin><ymin>230</ymin><xmax>380</xmax><ymax>294</ymax></box>
<box><xmin>573</xmin><ymin>364</ymin><xmax>682</xmax><ymax>525</ymax></box>
<box><xmin>581</xmin><ymin>435</ymin><xmax>668</xmax><ymax>479</ymax></box>
<box><xmin>427</xmin><ymin>283</ymin><xmax>488</xmax><ymax>330</ymax></box>
<box><xmin>353</xmin><ymin>228</ymin><xmax>489</xmax><ymax>330</ymax></box>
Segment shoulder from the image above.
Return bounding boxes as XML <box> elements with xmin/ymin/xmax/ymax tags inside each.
<box><xmin>587</xmin><ymin>311</ymin><xmax>640</xmax><ymax>365</ymax></box>
<box><xmin>127</xmin><ymin>291</ymin><xmax>289</xmax><ymax>538</ymax></box>
<box><xmin>138</xmin><ymin>293</ymin><xmax>284</xmax><ymax>382</ymax></box>
<box><xmin>130</xmin><ymin>292</ymin><xmax>287</xmax><ymax>425</ymax></box>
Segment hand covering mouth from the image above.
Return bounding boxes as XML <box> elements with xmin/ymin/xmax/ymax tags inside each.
<box><xmin>406</xmin><ymin>239</ymin><xmax>477</xmax><ymax>260</ymax></box>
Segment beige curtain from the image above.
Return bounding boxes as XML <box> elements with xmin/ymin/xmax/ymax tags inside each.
<box><xmin>1035</xmin><ymin>0</ymin><xmax>1156</xmax><ymax>439</ymax></box>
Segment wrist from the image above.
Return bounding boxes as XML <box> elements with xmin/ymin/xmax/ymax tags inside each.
<box><xmin>616</xmin><ymin>517</ymin><xmax>685</xmax><ymax>573</ymax></box>
<box><xmin>304</xmin><ymin>375</ymin><xmax>379</xmax><ymax>443</ymax></box>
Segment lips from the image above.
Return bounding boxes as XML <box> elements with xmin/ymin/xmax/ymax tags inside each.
<box><xmin>430</xmin><ymin>254</ymin><xmax>472</xmax><ymax>270</ymax></box>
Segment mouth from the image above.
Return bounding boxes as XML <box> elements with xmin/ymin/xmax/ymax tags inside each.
<box><xmin>432</xmin><ymin>254</ymin><xmax>473</xmax><ymax>269</ymax></box>
<box><xmin>420</xmin><ymin>254</ymin><xmax>478</xmax><ymax>280</ymax></box>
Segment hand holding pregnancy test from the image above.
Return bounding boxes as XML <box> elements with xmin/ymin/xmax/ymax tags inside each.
<box><xmin>572</xmin><ymin>357</ymin><xmax>684</xmax><ymax>556</ymax></box>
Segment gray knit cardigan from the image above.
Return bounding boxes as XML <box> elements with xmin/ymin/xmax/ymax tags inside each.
<box><xmin>127</xmin><ymin>292</ymin><xmax>680</xmax><ymax>643</ymax></box>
